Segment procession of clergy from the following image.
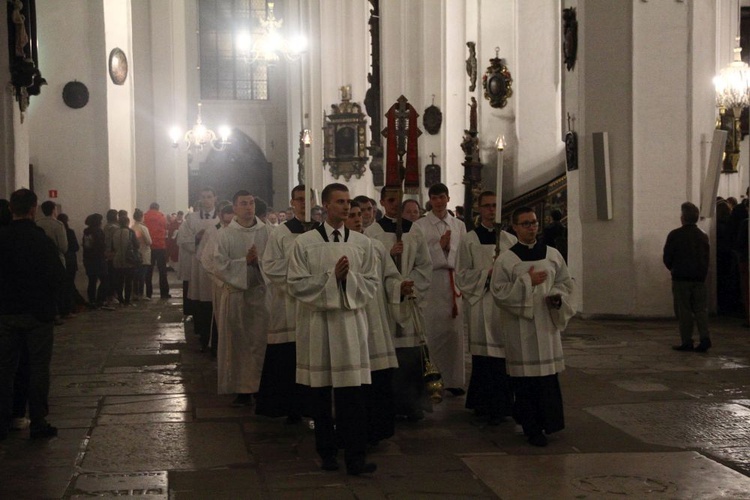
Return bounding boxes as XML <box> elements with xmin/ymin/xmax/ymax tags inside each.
<box><xmin>179</xmin><ymin>180</ymin><xmax>575</xmax><ymax>476</ymax></box>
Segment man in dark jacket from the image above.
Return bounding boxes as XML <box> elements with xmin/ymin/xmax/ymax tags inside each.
<box><xmin>663</xmin><ymin>202</ymin><xmax>711</xmax><ymax>352</ymax></box>
<box><xmin>0</xmin><ymin>189</ymin><xmax>65</xmax><ymax>440</ymax></box>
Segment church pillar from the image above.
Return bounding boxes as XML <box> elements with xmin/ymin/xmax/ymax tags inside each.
<box><xmin>568</xmin><ymin>0</ymin><xmax>717</xmax><ymax>316</ymax></box>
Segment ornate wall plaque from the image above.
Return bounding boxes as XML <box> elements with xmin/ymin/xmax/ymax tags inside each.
<box><xmin>108</xmin><ymin>48</ymin><xmax>128</xmax><ymax>85</ymax></box>
<box><xmin>323</xmin><ymin>86</ymin><xmax>369</xmax><ymax>181</ymax></box>
<box><xmin>562</xmin><ymin>7</ymin><xmax>578</xmax><ymax>72</ymax></box>
<box><xmin>482</xmin><ymin>47</ymin><xmax>513</xmax><ymax>109</ymax></box>
<box><xmin>425</xmin><ymin>153</ymin><xmax>441</xmax><ymax>188</ymax></box>
<box><xmin>423</xmin><ymin>101</ymin><xmax>442</xmax><ymax>135</ymax></box>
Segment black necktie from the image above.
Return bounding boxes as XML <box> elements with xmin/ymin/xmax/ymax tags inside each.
<box><xmin>332</xmin><ymin>229</ymin><xmax>340</xmax><ymax>242</ymax></box>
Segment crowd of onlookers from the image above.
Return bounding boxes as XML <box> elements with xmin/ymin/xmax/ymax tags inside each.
<box><xmin>716</xmin><ymin>195</ymin><xmax>749</xmax><ymax>322</ymax></box>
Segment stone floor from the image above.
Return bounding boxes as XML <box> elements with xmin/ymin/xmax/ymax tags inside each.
<box><xmin>3</xmin><ymin>277</ymin><xmax>750</xmax><ymax>499</ymax></box>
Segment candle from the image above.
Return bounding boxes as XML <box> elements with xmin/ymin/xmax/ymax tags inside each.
<box><xmin>495</xmin><ymin>136</ymin><xmax>505</xmax><ymax>223</ymax></box>
<box><xmin>303</xmin><ymin>129</ymin><xmax>312</xmax><ymax>222</ymax></box>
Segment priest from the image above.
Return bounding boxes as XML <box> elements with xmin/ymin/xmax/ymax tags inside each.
<box><xmin>456</xmin><ymin>191</ymin><xmax>516</xmax><ymax>425</ymax></box>
<box><xmin>490</xmin><ymin>206</ymin><xmax>575</xmax><ymax>447</ymax></box>
<box><xmin>257</xmin><ymin>185</ymin><xmax>316</xmax><ymax>421</ymax></box>
<box><xmin>211</xmin><ymin>191</ymin><xmax>271</xmax><ymax>407</ymax></box>
<box><xmin>365</xmin><ymin>186</ymin><xmax>433</xmax><ymax>420</ymax></box>
<box><xmin>288</xmin><ymin>183</ymin><xmax>379</xmax><ymax>476</ymax></box>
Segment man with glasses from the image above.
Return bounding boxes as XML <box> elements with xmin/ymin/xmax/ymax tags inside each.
<box><xmin>490</xmin><ymin>206</ymin><xmax>575</xmax><ymax>447</ymax></box>
<box><xmin>456</xmin><ymin>191</ymin><xmax>516</xmax><ymax>425</ymax></box>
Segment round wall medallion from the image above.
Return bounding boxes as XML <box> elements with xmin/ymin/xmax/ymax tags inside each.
<box><xmin>62</xmin><ymin>81</ymin><xmax>89</xmax><ymax>109</ymax></box>
<box><xmin>108</xmin><ymin>47</ymin><xmax>128</xmax><ymax>85</ymax></box>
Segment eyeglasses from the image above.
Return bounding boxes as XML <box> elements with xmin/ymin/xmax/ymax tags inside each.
<box><xmin>480</xmin><ymin>203</ymin><xmax>497</xmax><ymax>208</ymax></box>
<box><xmin>516</xmin><ymin>220</ymin><xmax>539</xmax><ymax>228</ymax></box>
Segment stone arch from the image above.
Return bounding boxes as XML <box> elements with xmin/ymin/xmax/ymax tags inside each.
<box><xmin>189</xmin><ymin>129</ymin><xmax>273</xmax><ymax>207</ymax></box>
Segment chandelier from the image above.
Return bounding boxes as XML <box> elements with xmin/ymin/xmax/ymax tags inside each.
<box><xmin>170</xmin><ymin>103</ymin><xmax>230</xmax><ymax>153</ymax></box>
<box><xmin>236</xmin><ymin>2</ymin><xmax>307</xmax><ymax>64</ymax></box>
<box><xmin>714</xmin><ymin>37</ymin><xmax>750</xmax><ymax>114</ymax></box>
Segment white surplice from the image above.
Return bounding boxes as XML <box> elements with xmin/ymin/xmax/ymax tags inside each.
<box><xmin>366</xmin><ymin>238</ymin><xmax>400</xmax><ymax>371</ymax></box>
<box><xmin>260</xmin><ymin>222</ymin><xmax>301</xmax><ymax>344</ymax></box>
<box><xmin>212</xmin><ymin>218</ymin><xmax>271</xmax><ymax>394</ymax></box>
<box><xmin>288</xmin><ymin>226</ymin><xmax>379</xmax><ymax>388</ymax></box>
<box><xmin>456</xmin><ymin>228</ymin><xmax>517</xmax><ymax>358</ymax></box>
<box><xmin>365</xmin><ymin>220</ymin><xmax>432</xmax><ymax>349</ymax></box>
<box><xmin>413</xmin><ymin>212</ymin><xmax>467</xmax><ymax>387</ymax></box>
<box><xmin>178</xmin><ymin>210</ymin><xmax>219</xmax><ymax>302</ymax></box>
<box><xmin>490</xmin><ymin>242</ymin><xmax>575</xmax><ymax>377</ymax></box>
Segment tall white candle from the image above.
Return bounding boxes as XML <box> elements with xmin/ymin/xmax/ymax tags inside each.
<box><xmin>495</xmin><ymin>136</ymin><xmax>505</xmax><ymax>222</ymax></box>
<box><xmin>303</xmin><ymin>129</ymin><xmax>312</xmax><ymax>222</ymax></box>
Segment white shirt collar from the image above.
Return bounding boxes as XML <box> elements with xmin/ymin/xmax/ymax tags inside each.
<box><xmin>323</xmin><ymin>221</ymin><xmax>344</xmax><ymax>240</ymax></box>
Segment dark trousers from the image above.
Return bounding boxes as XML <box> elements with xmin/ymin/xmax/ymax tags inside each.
<box><xmin>147</xmin><ymin>249</ymin><xmax>170</xmax><ymax>298</ymax></box>
<box><xmin>313</xmin><ymin>386</ymin><xmax>368</xmax><ymax>470</ymax></box>
<box><xmin>672</xmin><ymin>281</ymin><xmax>710</xmax><ymax>345</ymax></box>
<box><xmin>363</xmin><ymin>369</ymin><xmax>395</xmax><ymax>444</ymax></box>
<box><xmin>86</xmin><ymin>271</ymin><xmax>106</xmax><ymax>306</ymax></box>
<box><xmin>133</xmin><ymin>264</ymin><xmax>149</xmax><ymax>297</ymax></box>
<box><xmin>0</xmin><ymin>315</ymin><xmax>54</xmax><ymax>432</ymax></box>
<box><xmin>512</xmin><ymin>374</ymin><xmax>565</xmax><ymax>437</ymax></box>
<box><xmin>114</xmin><ymin>267</ymin><xmax>135</xmax><ymax>304</ymax></box>
<box><xmin>193</xmin><ymin>301</ymin><xmax>213</xmax><ymax>350</ymax></box>
<box><xmin>465</xmin><ymin>355</ymin><xmax>514</xmax><ymax>419</ymax></box>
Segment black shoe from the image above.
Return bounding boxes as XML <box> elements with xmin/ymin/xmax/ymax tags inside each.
<box><xmin>672</xmin><ymin>344</ymin><xmax>694</xmax><ymax>352</ymax></box>
<box><xmin>446</xmin><ymin>387</ymin><xmax>466</xmax><ymax>396</ymax></box>
<box><xmin>695</xmin><ymin>339</ymin><xmax>712</xmax><ymax>353</ymax></box>
<box><xmin>347</xmin><ymin>462</ymin><xmax>377</xmax><ymax>476</ymax></box>
<box><xmin>406</xmin><ymin>410</ymin><xmax>424</xmax><ymax>422</ymax></box>
<box><xmin>527</xmin><ymin>433</ymin><xmax>548</xmax><ymax>447</ymax></box>
<box><xmin>29</xmin><ymin>424</ymin><xmax>58</xmax><ymax>439</ymax></box>
<box><xmin>231</xmin><ymin>394</ymin><xmax>253</xmax><ymax>407</ymax></box>
<box><xmin>321</xmin><ymin>457</ymin><xmax>339</xmax><ymax>471</ymax></box>
<box><xmin>285</xmin><ymin>415</ymin><xmax>302</xmax><ymax>425</ymax></box>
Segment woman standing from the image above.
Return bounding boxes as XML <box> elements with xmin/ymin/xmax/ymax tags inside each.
<box><xmin>112</xmin><ymin>215</ymin><xmax>139</xmax><ymax>305</ymax></box>
<box><xmin>57</xmin><ymin>213</ymin><xmax>80</xmax><ymax>317</ymax></box>
<box><xmin>82</xmin><ymin>214</ymin><xmax>108</xmax><ymax>308</ymax></box>
<box><xmin>131</xmin><ymin>209</ymin><xmax>152</xmax><ymax>300</ymax></box>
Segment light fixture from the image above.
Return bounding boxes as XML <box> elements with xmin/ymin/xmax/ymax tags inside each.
<box><xmin>170</xmin><ymin>103</ymin><xmax>230</xmax><ymax>153</ymax></box>
<box><xmin>714</xmin><ymin>1</ymin><xmax>750</xmax><ymax>172</ymax></box>
<box><xmin>238</xmin><ymin>2</ymin><xmax>308</xmax><ymax>64</ymax></box>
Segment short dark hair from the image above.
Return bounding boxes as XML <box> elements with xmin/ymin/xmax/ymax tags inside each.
<box><xmin>291</xmin><ymin>184</ymin><xmax>306</xmax><ymax>199</ymax></box>
<box><xmin>681</xmin><ymin>202</ymin><xmax>700</xmax><ymax>224</ymax></box>
<box><xmin>255</xmin><ymin>197</ymin><xmax>268</xmax><ymax>217</ymax></box>
<box><xmin>85</xmin><ymin>213</ymin><xmax>103</xmax><ymax>227</ymax></box>
<box><xmin>133</xmin><ymin>208</ymin><xmax>144</xmax><ymax>222</ymax></box>
<box><xmin>106</xmin><ymin>209</ymin><xmax>118</xmax><ymax>222</ymax></box>
<box><xmin>57</xmin><ymin>213</ymin><xmax>69</xmax><ymax>228</ymax></box>
<box><xmin>119</xmin><ymin>216</ymin><xmax>130</xmax><ymax>228</ymax></box>
<box><xmin>220</xmin><ymin>204</ymin><xmax>235</xmax><ymax>215</ymax></box>
<box><xmin>352</xmin><ymin>195</ymin><xmax>372</xmax><ymax>207</ymax></box>
<box><xmin>512</xmin><ymin>206</ymin><xmax>535</xmax><ymax>224</ymax></box>
<box><xmin>550</xmin><ymin>209</ymin><xmax>563</xmax><ymax>222</ymax></box>
<box><xmin>322</xmin><ymin>183</ymin><xmax>349</xmax><ymax>203</ymax></box>
<box><xmin>149</xmin><ymin>202</ymin><xmax>160</xmax><ymax>210</ymax></box>
<box><xmin>10</xmin><ymin>189</ymin><xmax>37</xmax><ymax>217</ymax></box>
<box><xmin>477</xmin><ymin>191</ymin><xmax>495</xmax><ymax>207</ymax></box>
<box><xmin>200</xmin><ymin>187</ymin><xmax>217</xmax><ymax>196</ymax></box>
<box><xmin>232</xmin><ymin>190</ymin><xmax>252</xmax><ymax>204</ymax></box>
<box><xmin>40</xmin><ymin>200</ymin><xmax>56</xmax><ymax>216</ymax></box>
<box><xmin>402</xmin><ymin>199</ymin><xmax>420</xmax><ymax>211</ymax></box>
<box><xmin>428</xmin><ymin>183</ymin><xmax>449</xmax><ymax>198</ymax></box>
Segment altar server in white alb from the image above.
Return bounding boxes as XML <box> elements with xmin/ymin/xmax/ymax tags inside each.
<box><xmin>490</xmin><ymin>206</ymin><xmax>575</xmax><ymax>447</ymax></box>
<box><xmin>365</xmin><ymin>187</ymin><xmax>433</xmax><ymax>420</ymax></box>
<box><xmin>288</xmin><ymin>183</ymin><xmax>379</xmax><ymax>476</ymax></box>
<box><xmin>347</xmin><ymin>199</ymin><xmax>401</xmax><ymax>446</ymax></box>
<box><xmin>413</xmin><ymin>183</ymin><xmax>467</xmax><ymax>395</ymax></box>
<box><xmin>456</xmin><ymin>191</ymin><xmax>516</xmax><ymax>425</ymax></box>
<box><xmin>256</xmin><ymin>185</ymin><xmax>316</xmax><ymax>421</ymax></box>
<box><xmin>212</xmin><ymin>191</ymin><xmax>271</xmax><ymax>408</ymax></box>
<box><xmin>178</xmin><ymin>187</ymin><xmax>219</xmax><ymax>351</ymax></box>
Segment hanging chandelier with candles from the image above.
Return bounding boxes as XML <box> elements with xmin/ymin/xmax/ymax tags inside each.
<box><xmin>236</xmin><ymin>2</ymin><xmax>307</xmax><ymax>64</ymax></box>
<box><xmin>170</xmin><ymin>103</ymin><xmax>231</xmax><ymax>153</ymax></box>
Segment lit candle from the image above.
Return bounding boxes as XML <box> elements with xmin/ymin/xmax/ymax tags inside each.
<box><xmin>495</xmin><ymin>135</ymin><xmax>505</xmax><ymax>222</ymax></box>
<box><xmin>303</xmin><ymin>129</ymin><xmax>312</xmax><ymax>222</ymax></box>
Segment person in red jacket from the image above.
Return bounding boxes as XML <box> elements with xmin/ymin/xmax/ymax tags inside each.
<box><xmin>143</xmin><ymin>202</ymin><xmax>171</xmax><ymax>299</ymax></box>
